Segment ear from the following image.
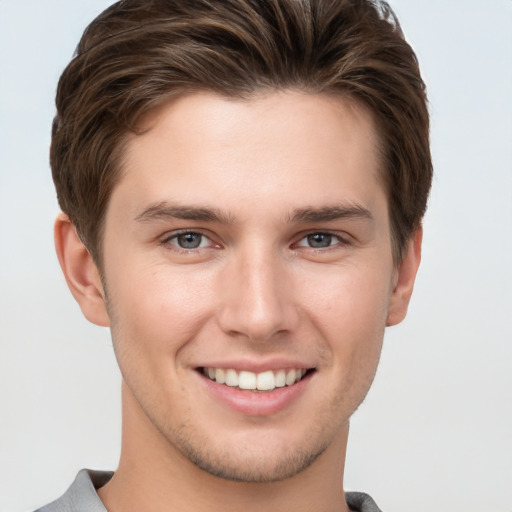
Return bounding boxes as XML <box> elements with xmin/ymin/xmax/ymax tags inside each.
<box><xmin>386</xmin><ymin>226</ymin><xmax>423</xmax><ymax>327</ymax></box>
<box><xmin>54</xmin><ymin>213</ymin><xmax>110</xmax><ymax>327</ymax></box>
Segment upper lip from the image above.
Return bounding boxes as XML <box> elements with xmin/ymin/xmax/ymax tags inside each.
<box><xmin>194</xmin><ymin>358</ymin><xmax>315</xmax><ymax>373</ymax></box>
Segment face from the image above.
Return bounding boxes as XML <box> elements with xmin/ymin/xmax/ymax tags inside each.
<box><xmin>97</xmin><ymin>91</ymin><xmax>403</xmax><ymax>482</ymax></box>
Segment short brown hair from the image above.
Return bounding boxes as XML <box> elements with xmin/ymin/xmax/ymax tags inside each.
<box><xmin>51</xmin><ymin>0</ymin><xmax>432</xmax><ymax>264</ymax></box>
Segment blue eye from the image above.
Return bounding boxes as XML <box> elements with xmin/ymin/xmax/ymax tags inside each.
<box><xmin>307</xmin><ymin>233</ymin><xmax>333</xmax><ymax>248</ymax></box>
<box><xmin>297</xmin><ymin>232</ymin><xmax>341</xmax><ymax>249</ymax></box>
<box><xmin>169</xmin><ymin>232</ymin><xmax>210</xmax><ymax>249</ymax></box>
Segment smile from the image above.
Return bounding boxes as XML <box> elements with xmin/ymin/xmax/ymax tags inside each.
<box><xmin>201</xmin><ymin>367</ymin><xmax>309</xmax><ymax>391</ymax></box>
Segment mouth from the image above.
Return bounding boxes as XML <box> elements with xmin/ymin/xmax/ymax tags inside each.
<box><xmin>198</xmin><ymin>367</ymin><xmax>314</xmax><ymax>392</ymax></box>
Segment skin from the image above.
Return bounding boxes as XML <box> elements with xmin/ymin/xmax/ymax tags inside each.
<box><xmin>55</xmin><ymin>90</ymin><xmax>422</xmax><ymax>512</ymax></box>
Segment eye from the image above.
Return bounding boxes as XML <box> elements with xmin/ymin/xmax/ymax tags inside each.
<box><xmin>296</xmin><ymin>232</ymin><xmax>343</xmax><ymax>249</ymax></box>
<box><xmin>166</xmin><ymin>231</ymin><xmax>211</xmax><ymax>250</ymax></box>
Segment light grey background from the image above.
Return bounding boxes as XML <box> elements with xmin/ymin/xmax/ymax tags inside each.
<box><xmin>0</xmin><ymin>1</ymin><xmax>511</xmax><ymax>511</ymax></box>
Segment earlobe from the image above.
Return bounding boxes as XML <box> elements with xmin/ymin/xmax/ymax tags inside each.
<box><xmin>386</xmin><ymin>227</ymin><xmax>423</xmax><ymax>327</ymax></box>
<box><xmin>54</xmin><ymin>213</ymin><xmax>110</xmax><ymax>327</ymax></box>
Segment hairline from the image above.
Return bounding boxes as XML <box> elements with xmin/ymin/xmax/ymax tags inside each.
<box><xmin>88</xmin><ymin>87</ymin><xmax>403</xmax><ymax>271</ymax></box>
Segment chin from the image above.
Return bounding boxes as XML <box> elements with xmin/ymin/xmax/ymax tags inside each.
<box><xmin>166</xmin><ymin>418</ymin><xmax>336</xmax><ymax>483</ymax></box>
<box><xmin>179</xmin><ymin>440</ymin><xmax>328</xmax><ymax>483</ymax></box>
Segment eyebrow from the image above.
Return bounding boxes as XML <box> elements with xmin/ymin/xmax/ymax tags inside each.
<box><xmin>288</xmin><ymin>204</ymin><xmax>373</xmax><ymax>224</ymax></box>
<box><xmin>134</xmin><ymin>201</ymin><xmax>373</xmax><ymax>225</ymax></box>
<box><xmin>134</xmin><ymin>202</ymin><xmax>234</xmax><ymax>224</ymax></box>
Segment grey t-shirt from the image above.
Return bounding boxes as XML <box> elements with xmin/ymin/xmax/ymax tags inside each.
<box><xmin>35</xmin><ymin>469</ymin><xmax>383</xmax><ymax>512</ymax></box>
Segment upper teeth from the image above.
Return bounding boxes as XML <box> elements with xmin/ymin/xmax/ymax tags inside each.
<box><xmin>203</xmin><ymin>368</ymin><xmax>307</xmax><ymax>391</ymax></box>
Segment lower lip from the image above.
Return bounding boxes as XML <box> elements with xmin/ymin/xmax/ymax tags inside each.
<box><xmin>197</xmin><ymin>371</ymin><xmax>313</xmax><ymax>416</ymax></box>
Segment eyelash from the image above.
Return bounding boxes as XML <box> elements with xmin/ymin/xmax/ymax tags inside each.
<box><xmin>294</xmin><ymin>231</ymin><xmax>348</xmax><ymax>250</ymax></box>
<box><xmin>162</xmin><ymin>230</ymin><xmax>216</xmax><ymax>252</ymax></box>
<box><xmin>161</xmin><ymin>230</ymin><xmax>349</xmax><ymax>252</ymax></box>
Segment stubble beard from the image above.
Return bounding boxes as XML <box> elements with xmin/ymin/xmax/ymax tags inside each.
<box><xmin>132</xmin><ymin>381</ymin><xmax>353</xmax><ymax>484</ymax></box>
<box><xmin>105</xmin><ymin>286</ymin><xmax>376</xmax><ymax>485</ymax></box>
<box><xmin>168</xmin><ymin>419</ymin><xmax>333</xmax><ymax>483</ymax></box>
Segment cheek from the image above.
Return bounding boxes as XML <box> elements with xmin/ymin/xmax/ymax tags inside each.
<box><xmin>303</xmin><ymin>258</ymin><xmax>391</xmax><ymax>308</ymax></box>
<box><xmin>298</xmin><ymin>264</ymin><xmax>391</xmax><ymax>358</ymax></box>
<box><xmin>106</xmin><ymin>261</ymin><xmax>216</xmax><ymax>363</ymax></box>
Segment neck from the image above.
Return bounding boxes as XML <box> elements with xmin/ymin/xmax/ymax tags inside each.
<box><xmin>98</xmin><ymin>383</ymin><xmax>351</xmax><ymax>512</ymax></box>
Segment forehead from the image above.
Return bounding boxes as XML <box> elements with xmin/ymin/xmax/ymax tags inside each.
<box><xmin>113</xmin><ymin>90</ymin><xmax>385</xmax><ymax>222</ymax></box>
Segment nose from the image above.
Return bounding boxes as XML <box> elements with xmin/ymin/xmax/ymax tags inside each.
<box><xmin>216</xmin><ymin>246</ymin><xmax>300</xmax><ymax>343</ymax></box>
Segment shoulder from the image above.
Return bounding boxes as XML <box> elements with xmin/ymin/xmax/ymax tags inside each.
<box><xmin>346</xmin><ymin>491</ymin><xmax>383</xmax><ymax>512</ymax></box>
<box><xmin>34</xmin><ymin>469</ymin><xmax>113</xmax><ymax>512</ymax></box>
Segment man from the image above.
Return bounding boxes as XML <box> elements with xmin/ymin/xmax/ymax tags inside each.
<box><xmin>38</xmin><ymin>0</ymin><xmax>432</xmax><ymax>510</ymax></box>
